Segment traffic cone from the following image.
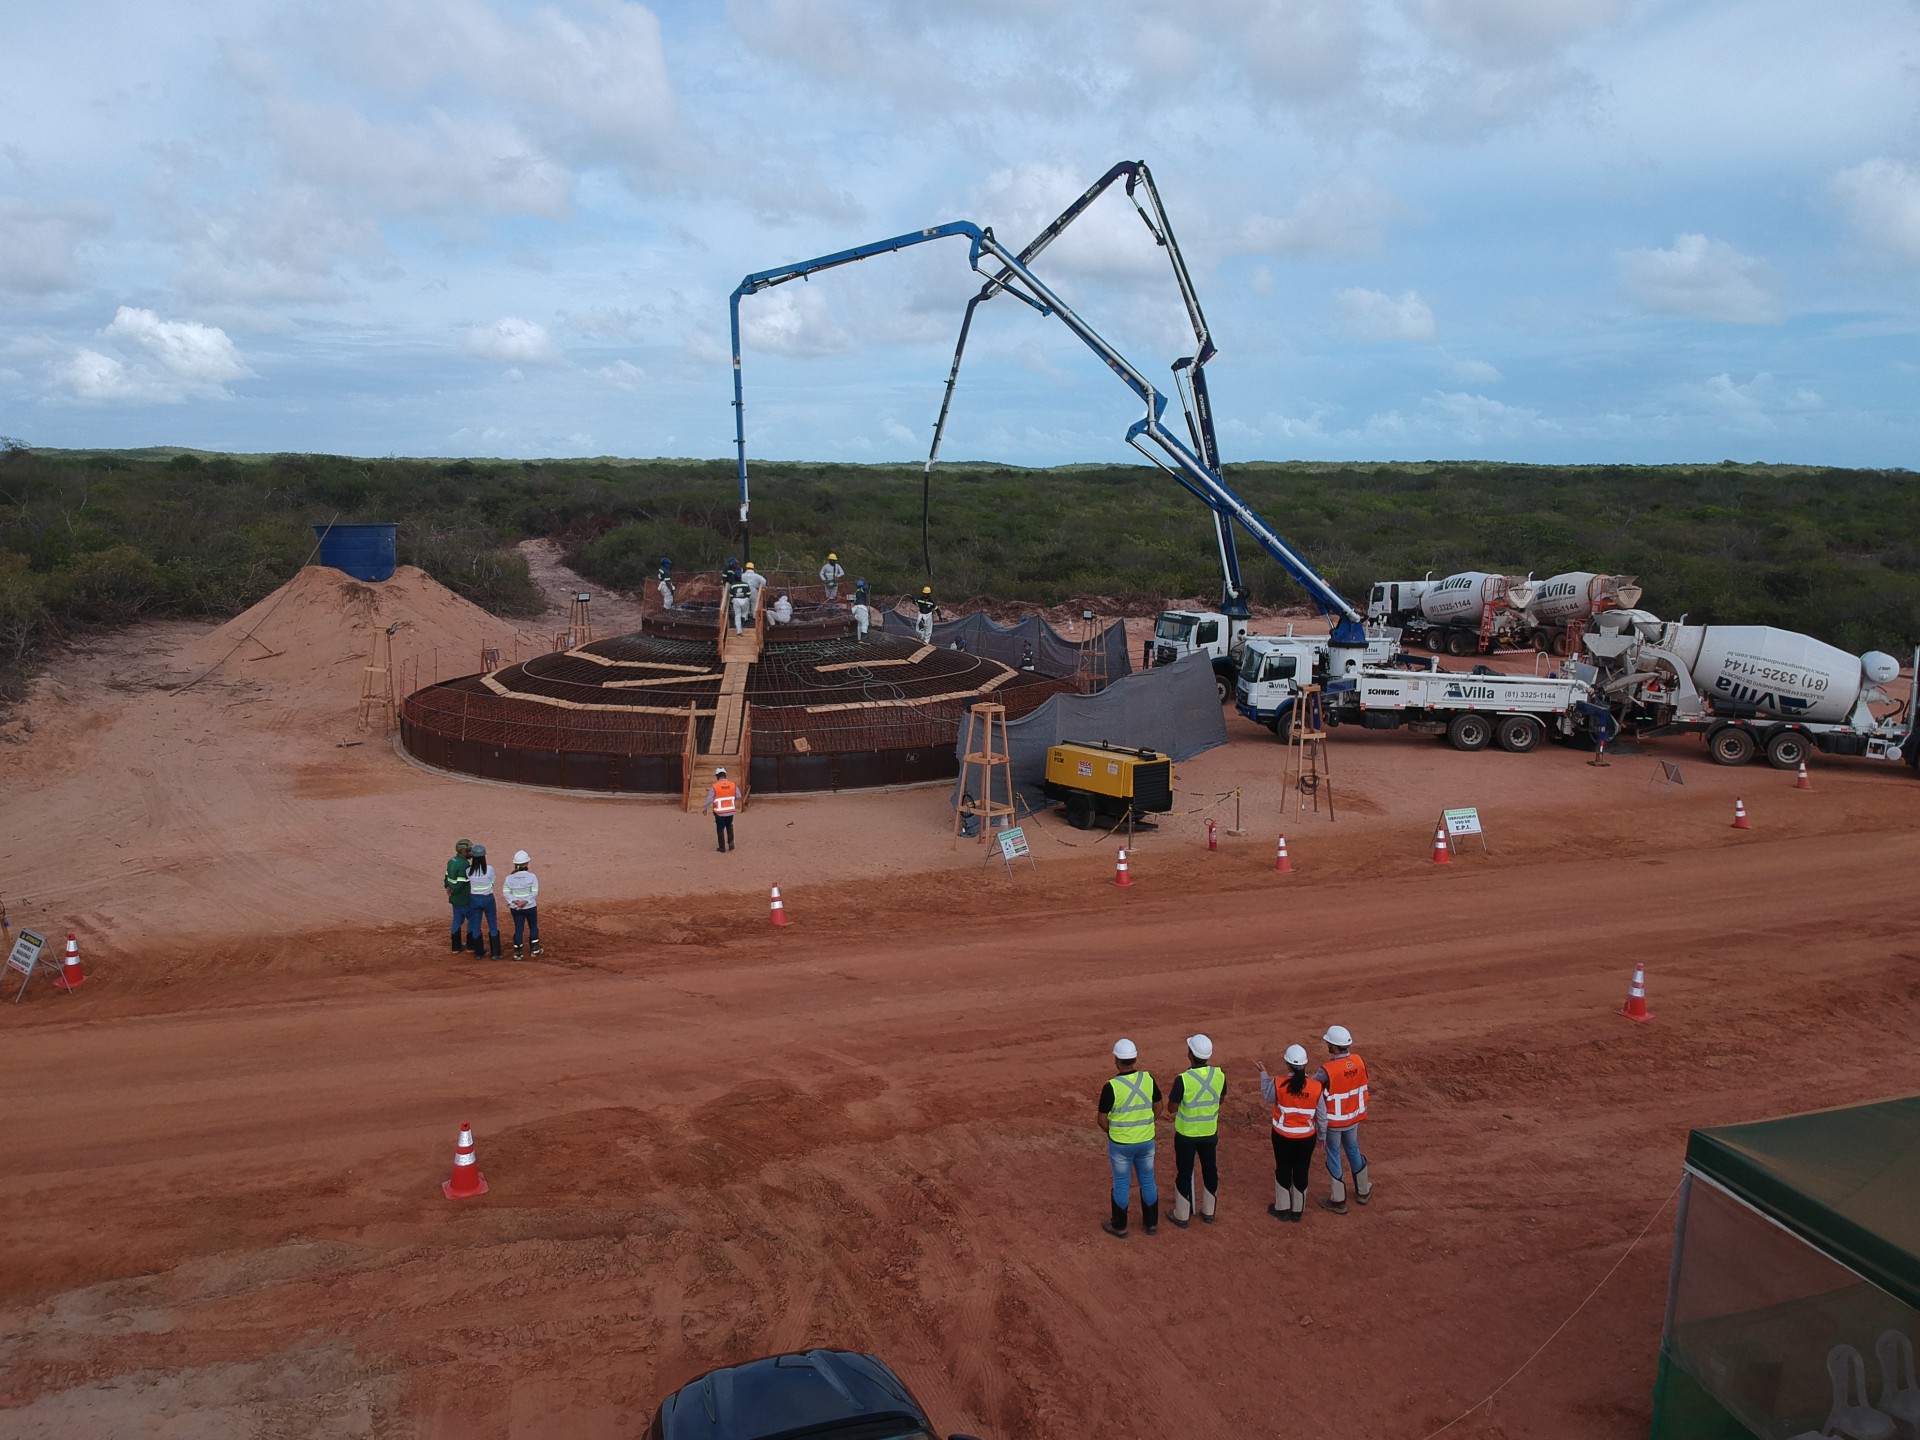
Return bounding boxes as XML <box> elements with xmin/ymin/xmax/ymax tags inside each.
<box><xmin>1112</xmin><ymin>848</ymin><xmax>1134</xmax><ymax>887</ymax></box>
<box><xmin>769</xmin><ymin>885</ymin><xmax>790</xmax><ymax>927</ymax></box>
<box><xmin>1732</xmin><ymin>798</ymin><xmax>1750</xmax><ymax>829</ymax></box>
<box><xmin>1274</xmin><ymin>835</ymin><xmax>1293</xmax><ymax>874</ymax></box>
<box><xmin>1430</xmin><ymin>826</ymin><xmax>1451</xmax><ymax>866</ymax></box>
<box><xmin>1794</xmin><ymin>761</ymin><xmax>1812</xmax><ymax>791</ymax></box>
<box><xmin>1618</xmin><ymin>965</ymin><xmax>1655</xmax><ymax>1023</ymax></box>
<box><xmin>54</xmin><ymin>932</ymin><xmax>86</xmax><ymax>992</ymax></box>
<box><xmin>442</xmin><ymin>1122</ymin><xmax>489</xmax><ymax>1199</ymax></box>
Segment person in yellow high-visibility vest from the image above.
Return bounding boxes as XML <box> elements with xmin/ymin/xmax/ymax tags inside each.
<box><xmin>1167</xmin><ymin>1033</ymin><xmax>1224</xmax><ymax>1228</ymax></box>
<box><xmin>1097</xmin><ymin>1037</ymin><xmax>1161</xmax><ymax>1239</ymax></box>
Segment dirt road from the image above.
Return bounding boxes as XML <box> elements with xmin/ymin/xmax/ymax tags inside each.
<box><xmin>6</xmin><ymin>782</ymin><xmax>1920</xmax><ymax>1437</ymax></box>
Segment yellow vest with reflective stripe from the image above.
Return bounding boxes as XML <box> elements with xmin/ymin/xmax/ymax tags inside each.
<box><xmin>1106</xmin><ymin>1069</ymin><xmax>1155</xmax><ymax>1143</ymax></box>
<box><xmin>1173</xmin><ymin>1065</ymin><xmax>1223</xmax><ymax>1138</ymax></box>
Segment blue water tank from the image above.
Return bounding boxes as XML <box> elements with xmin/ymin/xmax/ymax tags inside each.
<box><xmin>313</xmin><ymin>522</ymin><xmax>398</xmax><ymax>582</ymax></box>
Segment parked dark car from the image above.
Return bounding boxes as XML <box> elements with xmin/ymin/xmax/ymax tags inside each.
<box><xmin>648</xmin><ymin>1350</ymin><xmax>981</xmax><ymax>1440</ymax></box>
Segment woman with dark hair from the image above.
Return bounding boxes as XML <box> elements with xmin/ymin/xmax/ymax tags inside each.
<box><xmin>1256</xmin><ymin>1044</ymin><xmax>1325</xmax><ymax>1224</ymax></box>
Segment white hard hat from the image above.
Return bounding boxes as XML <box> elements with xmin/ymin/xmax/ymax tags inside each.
<box><xmin>1112</xmin><ymin>1038</ymin><xmax>1138</xmax><ymax>1061</ymax></box>
<box><xmin>512</xmin><ymin>849</ymin><xmax>530</xmax><ymax>865</ymax></box>
<box><xmin>1284</xmin><ymin>1043</ymin><xmax>1309</xmax><ymax>1067</ymax></box>
<box><xmin>1324</xmin><ymin>1024</ymin><xmax>1353</xmax><ymax>1048</ymax></box>
<box><xmin>715</xmin><ymin>767</ymin><xmax>726</xmax><ymax>777</ymax></box>
<box><xmin>1186</xmin><ymin>1033</ymin><xmax>1213</xmax><ymax>1060</ymax></box>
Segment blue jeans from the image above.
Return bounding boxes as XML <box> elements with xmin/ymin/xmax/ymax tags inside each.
<box><xmin>1326</xmin><ymin>1125</ymin><xmax>1366</xmax><ymax>1180</ymax></box>
<box><xmin>468</xmin><ymin>896</ymin><xmax>499</xmax><ymax>937</ymax></box>
<box><xmin>511</xmin><ymin>906</ymin><xmax>539</xmax><ymax>946</ymax></box>
<box><xmin>449</xmin><ymin>898</ymin><xmax>470</xmax><ymax>939</ymax></box>
<box><xmin>1108</xmin><ymin>1138</ymin><xmax>1158</xmax><ymax>1208</ymax></box>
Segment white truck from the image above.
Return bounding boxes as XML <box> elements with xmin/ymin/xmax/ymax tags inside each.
<box><xmin>1528</xmin><ymin>572</ymin><xmax>1642</xmax><ymax>656</ymax></box>
<box><xmin>1366</xmin><ymin>572</ymin><xmax>1538</xmax><ymax>656</ymax></box>
<box><xmin>1582</xmin><ymin>615</ymin><xmax>1920</xmax><ymax>771</ymax></box>
<box><xmin>1147</xmin><ymin>608</ymin><xmax>1242</xmax><ymax>702</ymax></box>
<box><xmin>1235</xmin><ymin>634</ymin><xmax>1597</xmax><ymax>752</ymax></box>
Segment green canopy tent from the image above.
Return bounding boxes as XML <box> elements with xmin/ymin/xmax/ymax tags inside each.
<box><xmin>1654</xmin><ymin>1094</ymin><xmax>1920</xmax><ymax>1439</ymax></box>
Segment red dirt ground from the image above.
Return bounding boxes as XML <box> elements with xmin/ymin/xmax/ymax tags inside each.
<box><xmin>3</xmin><ymin>568</ymin><xmax>1918</xmax><ymax>1439</ymax></box>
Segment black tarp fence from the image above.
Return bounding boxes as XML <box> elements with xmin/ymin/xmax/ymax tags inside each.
<box><xmin>881</xmin><ymin>608</ymin><xmax>1132</xmax><ymax>684</ymax></box>
<box><xmin>951</xmin><ymin>652</ymin><xmax>1227</xmax><ymax>811</ymax></box>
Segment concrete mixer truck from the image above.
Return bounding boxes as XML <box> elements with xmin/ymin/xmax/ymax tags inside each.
<box><xmin>1367</xmin><ymin>572</ymin><xmax>1537</xmax><ymax>656</ymax></box>
<box><xmin>1527</xmin><ymin>572</ymin><xmax>1642</xmax><ymax>657</ymax></box>
<box><xmin>1581</xmin><ymin>615</ymin><xmax>1920</xmax><ymax>772</ymax></box>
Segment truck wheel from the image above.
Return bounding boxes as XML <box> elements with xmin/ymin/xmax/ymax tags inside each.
<box><xmin>1445</xmin><ymin>630</ymin><xmax>1475</xmax><ymax>657</ymax></box>
<box><xmin>1531</xmin><ymin>628</ymin><xmax>1551</xmax><ymax>652</ymax></box>
<box><xmin>1447</xmin><ymin>712</ymin><xmax>1493</xmax><ymax>752</ymax></box>
<box><xmin>1214</xmin><ymin>671</ymin><xmax>1232</xmax><ymax>705</ymax></box>
<box><xmin>1496</xmin><ymin>715</ymin><xmax>1543</xmax><ymax>753</ymax></box>
<box><xmin>1764</xmin><ymin>730</ymin><xmax>1812</xmax><ymax>771</ymax></box>
<box><xmin>1707</xmin><ymin>727</ymin><xmax>1756</xmax><ymax>766</ymax></box>
<box><xmin>1552</xmin><ymin>633</ymin><xmax>1575</xmax><ymax>658</ymax></box>
<box><xmin>1063</xmin><ymin>793</ymin><xmax>1094</xmax><ymax>830</ymax></box>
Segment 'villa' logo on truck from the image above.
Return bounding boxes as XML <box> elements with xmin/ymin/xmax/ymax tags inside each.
<box><xmin>1714</xmin><ymin>676</ymin><xmax>1811</xmax><ymax>715</ymax></box>
<box><xmin>1540</xmin><ymin>581</ymin><xmax>1579</xmax><ymax>599</ymax></box>
<box><xmin>1445</xmin><ymin>684</ymin><xmax>1498</xmax><ymax>700</ymax></box>
<box><xmin>1435</xmin><ymin>575</ymin><xmax>1477</xmax><ymax>591</ymax></box>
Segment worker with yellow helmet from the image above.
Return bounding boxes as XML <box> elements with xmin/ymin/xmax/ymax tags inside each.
<box><xmin>818</xmin><ymin>551</ymin><xmax>845</xmax><ymax>601</ymax></box>
<box><xmin>914</xmin><ymin>584</ymin><xmax>938</xmax><ymax>644</ymax></box>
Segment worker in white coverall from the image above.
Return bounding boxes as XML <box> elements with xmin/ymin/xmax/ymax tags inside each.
<box><xmin>769</xmin><ymin>591</ymin><xmax>793</xmax><ymax>625</ymax></box>
<box><xmin>742</xmin><ymin>562</ymin><xmax>767</xmax><ymax>600</ymax></box>
<box><xmin>850</xmin><ymin>599</ymin><xmax>871</xmax><ymax>643</ymax></box>
<box><xmin>504</xmin><ymin>850</ymin><xmax>541</xmax><ymax>960</ymax></box>
<box><xmin>819</xmin><ymin>552</ymin><xmax>845</xmax><ymax>600</ymax></box>
<box><xmin>728</xmin><ymin>577</ymin><xmax>753</xmax><ymax>635</ymax></box>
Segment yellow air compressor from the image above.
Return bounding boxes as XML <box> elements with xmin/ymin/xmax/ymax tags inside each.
<box><xmin>1042</xmin><ymin>740</ymin><xmax>1174</xmax><ymax>830</ymax></box>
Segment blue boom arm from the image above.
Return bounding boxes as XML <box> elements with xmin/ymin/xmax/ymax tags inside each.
<box><xmin>728</xmin><ymin>220</ymin><xmax>1366</xmax><ymax>643</ymax></box>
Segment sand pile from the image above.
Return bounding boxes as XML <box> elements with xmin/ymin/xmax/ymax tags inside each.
<box><xmin>174</xmin><ymin>565</ymin><xmax>542</xmax><ymax>699</ymax></box>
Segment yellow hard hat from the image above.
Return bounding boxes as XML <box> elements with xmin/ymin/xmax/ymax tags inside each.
<box><xmin>827</xmin><ymin>552</ymin><xmax>837</xmax><ymax>560</ymax></box>
<box><xmin>921</xmin><ymin>586</ymin><xmax>932</xmax><ymax>595</ymax></box>
<box><xmin>744</xmin><ymin>561</ymin><xmax>755</xmax><ymax>570</ymax></box>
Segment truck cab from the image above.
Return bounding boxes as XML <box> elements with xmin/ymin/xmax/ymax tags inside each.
<box><xmin>1150</xmin><ymin>609</ymin><xmax>1244</xmax><ymax>702</ymax></box>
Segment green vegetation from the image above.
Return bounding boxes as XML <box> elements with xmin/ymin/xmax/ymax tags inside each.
<box><xmin>2</xmin><ymin>442</ymin><xmax>1916</xmax><ymax>702</ymax></box>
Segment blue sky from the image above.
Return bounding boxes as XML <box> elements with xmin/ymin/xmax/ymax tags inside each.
<box><xmin>3</xmin><ymin>0</ymin><xmax>1918</xmax><ymax>467</ymax></box>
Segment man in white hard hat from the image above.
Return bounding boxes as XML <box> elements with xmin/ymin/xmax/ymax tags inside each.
<box><xmin>1166</xmin><ymin>1034</ymin><xmax>1224</xmax><ymax>1228</ymax></box>
<box><xmin>702</xmin><ymin>767</ymin><xmax>739</xmax><ymax>852</ymax></box>
<box><xmin>1097</xmin><ymin>1037</ymin><xmax>1162</xmax><ymax>1239</ymax></box>
<box><xmin>503</xmin><ymin>849</ymin><xmax>541</xmax><ymax>960</ymax></box>
<box><xmin>1314</xmin><ymin>1024</ymin><xmax>1372</xmax><ymax>1213</ymax></box>
<box><xmin>819</xmin><ymin>551</ymin><xmax>845</xmax><ymax>601</ymax></box>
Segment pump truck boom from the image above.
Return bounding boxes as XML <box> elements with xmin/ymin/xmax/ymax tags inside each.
<box><xmin>727</xmin><ymin>169</ymin><xmax>1378</xmax><ymax>692</ymax></box>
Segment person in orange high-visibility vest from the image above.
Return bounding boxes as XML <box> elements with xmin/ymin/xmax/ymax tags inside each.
<box><xmin>1257</xmin><ymin>1044</ymin><xmax>1325</xmax><ymax>1223</ymax></box>
<box><xmin>1314</xmin><ymin>1024</ymin><xmax>1372</xmax><ymax>1213</ymax></box>
<box><xmin>702</xmin><ymin>768</ymin><xmax>738</xmax><ymax>853</ymax></box>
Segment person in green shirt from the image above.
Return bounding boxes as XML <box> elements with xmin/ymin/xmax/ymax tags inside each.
<box><xmin>444</xmin><ymin>838</ymin><xmax>473</xmax><ymax>953</ymax></box>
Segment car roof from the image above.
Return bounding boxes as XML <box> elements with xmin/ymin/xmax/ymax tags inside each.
<box><xmin>652</xmin><ymin>1350</ymin><xmax>930</xmax><ymax>1440</ymax></box>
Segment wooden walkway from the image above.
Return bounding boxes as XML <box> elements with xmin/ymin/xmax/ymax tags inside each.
<box><xmin>686</xmin><ymin>597</ymin><xmax>761</xmax><ymax>811</ymax></box>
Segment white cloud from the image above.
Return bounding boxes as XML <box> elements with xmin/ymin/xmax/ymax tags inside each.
<box><xmin>739</xmin><ymin>286</ymin><xmax>851</xmax><ymax>358</ymax></box>
<box><xmin>969</xmin><ymin>162</ymin><xmax>1171</xmax><ymax>283</ymax></box>
<box><xmin>1685</xmin><ymin>372</ymin><xmax>1823</xmax><ymax>429</ymax></box>
<box><xmin>50</xmin><ymin>307</ymin><xmax>252</xmax><ymax>403</ymax></box>
<box><xmin>1450</xmin><ymin>356</ymin><xmax>1503</xmax><ymax>384</ymax></box>
<box><xmin>1405</xmin><ymin>0</ymin><xmax>1636</xmax><ymax>63</ymax></box>
<box><xmin>1832</xmin><ymin>157</ymin><xmax>1920</xmax><ymax>264</ymax></box>
<box><xmin>1336</xmin><ymin>287</ymin><xmax>1437</xmax><ymax>341</ymax></box>
<box><xmin>0</xmin><ymin>200</ymin><xmax>111</xmax><ymax>297</ymax></box>
<box><xmin>592</xmin><ymin>359</ymin><xmax>647</xmax><ymax>390</ymax></box>
<box><xmin>1617</xmin><ymin>234</ymin><xmax>1779</xmax><ymax>323</ymax></box>
<box><xmin>170</xmin><ymin>184</ymin><xmax>385</xmax><ymax>304</ymax></box>
<box><xmin>463</xmin><ymin>317</ymin><xmax>563</xmax><ymax>365</ymax></box>
<box><xmin>563</xmin><ymin>307</ymin><xmax>641</xmax><ymax>340</ymax></box>
<box><xmin>1234</xmin><ymin>176</ymin><xmax>1404</xmax><ymax>258</ymax></box>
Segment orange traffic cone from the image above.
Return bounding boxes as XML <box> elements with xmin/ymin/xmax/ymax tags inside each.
<box><xmin>1430</xmin><ymin>826</ymin><xmax>1451</xmax><ymax>866</ymax></box>
<box><xmin>1112</xmin><ymin>848</ymin><xmax>1134</xmax><ymax>887</ymax></box>
<box><xmin>769</xmin><ymin>885</ymin><xmax>790</xmax><ymax>927</ymax></box>
<box><xmin>1732</xmin><ymin>798</ymin><xmax>1750</xmax><ymax>829</ymax></box>
<box><xmin>54</xmin><ymin>932</ymin><xmax>86</xmax><ymax>992</ymax></box>
<box><xmin>442</xmin><ymin>1122</ymin><xmax>489</xmax><ymax>1199</ymax></box>
<box><xmin>1794</xmin><ymin>761</ymin><xmax>1812</xmax><ymax>791</ymax></box>
<box><xmin>1618</xmin><ymin>965</ymin><xmax>1655</xmax><ymax>1023</ymax></box>
<box><xmin>1274</xmin><ymin>835</ymin><xmax>1293</xmax><ymax>874</ymax></box>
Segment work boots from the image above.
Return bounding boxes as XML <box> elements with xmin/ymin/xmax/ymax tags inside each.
<box><xmin>529</xmin><ymin>938</ymin><xmax>543</xmax><ymax>959</ymax></box>
<box><xmin>1199</xmin><ymin>1186</ymin><xmax>1217</xmax><ymax>1225</ymax></box>
<box><xmin>1268</xmin><ymin>1181</ymin><xmax>1288</xmax><ymax>1221</ymax></box>
<box><xmin>1289</xmin><ymin>1186</ymin><xmax>1305</xmax><ymax>1222</ymax></box>
<box><xmin>1142</xmin><ymin>1199</ymin><xmax>1160</xmax><ymax>1236</ymax></box>
<box><xmin>1321</xmin><ymin>1174</ymin><xmax>1349</xmax><ymax>1215</ymax></box>
<box><xmin>487</xmin><ymin>933</ymin><xmax>502</xmax><ymax>959</ymax></box>
<box><xmin>1169</xmin><ymin>1190</ymin><xmax>1192</xmax><ymax>1229</ymax></box>
<box><xmin>512</xmin><ymin>941</ymin><xmax>523</xmax><ymax>961</ymax></box>
<box><xmin>468</xmin><ymin>932</ymin><xmax>485</xmax><ymax>957</ymax></box>
<box><xmin>1101</xmin><ymin>1202</ymin><xmax>1129</xmax><ymax>1239</ymax></box>
<box><xmin>450</xmin><ymin>934</ymin><xmax>464</xmax><ymax>953</ymax></box>
<box><xmin>1354</xmin><ymin>1164</ymin><xmax>1373</xmax><ymax>1205</ymax></box>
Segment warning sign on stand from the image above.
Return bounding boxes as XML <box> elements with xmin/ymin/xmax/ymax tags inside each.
<box><xmin>1438</xmin><ymin>808</ymin><xmax>1489</xmax><ymax>856</ymax></box>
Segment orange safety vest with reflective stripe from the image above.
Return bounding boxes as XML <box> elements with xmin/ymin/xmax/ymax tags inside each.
<box><xmin>711</xmin><ymin>780</ymin><xmax>738</xmax><ymax>816</ymax></box>
<box><xmin>1323</xmin><ymin>1053</ymin><xmax>1369</xmax><ymax>1129</ymax></box>
<box><xmin>1272</xmin><ymin>1075</ymin><xmax>1324</xmax><ymax>1138</ymax></box>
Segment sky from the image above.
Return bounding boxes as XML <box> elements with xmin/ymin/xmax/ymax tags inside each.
<box><xmin>2</xmin><ymin>0</ymin><xmax>1918</xmax><ymax>468</ymax></box>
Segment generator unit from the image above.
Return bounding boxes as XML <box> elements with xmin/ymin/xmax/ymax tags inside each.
<box><xmin>1042</xmin><ymin>740</ymin><xmax>1174</xmax><ymax>830</ymax></box>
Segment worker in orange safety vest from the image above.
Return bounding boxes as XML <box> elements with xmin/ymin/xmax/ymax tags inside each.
<box><xmin>1314</xmin><ymin>1024</ymin><xmax>1372</xmax><ymax>1213</ymax></box>
<box><xmin>1257</xmin><ymin>1044</ymin><xmax>1325</xmax><ymax>1223</ymax></box>
<box><xmin>702</xmin><ymin>768</ymin><xmax>738</xmax><ymax>853</ymax></box>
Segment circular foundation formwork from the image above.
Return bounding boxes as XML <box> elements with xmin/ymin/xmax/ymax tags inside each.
<box><xmin>400</xmin><ymin>595</ymin><xmax>1078</xmax><ymax>795</ymax></box>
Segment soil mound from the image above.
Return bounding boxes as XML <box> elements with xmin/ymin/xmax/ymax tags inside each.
<box><xmin>174</xmin><ymin>565</ymin><xmax>537</xmax><ymax>698</ymax></box>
